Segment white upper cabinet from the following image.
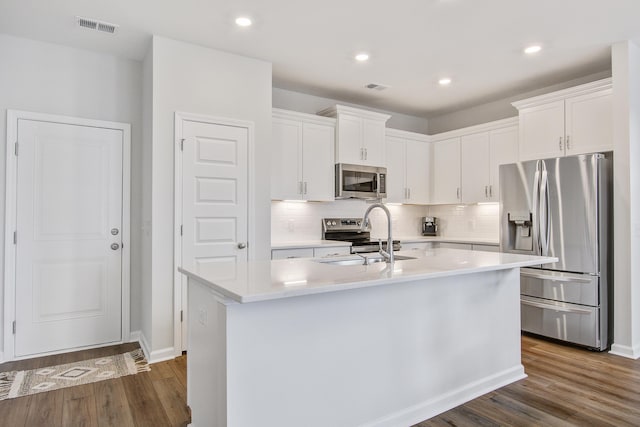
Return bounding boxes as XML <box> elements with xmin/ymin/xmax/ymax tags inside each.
<box><xmin>513</xmin><ymin>78</ymin><xmax>612</xmax><ymax>162</ymax></box>
<box><xmin>488</xmin><ymin>126</ymin><xmax>518</xmax><ymax>202</ymax></box>
<box><xmin>431</xmin><ymin>118</ymin><xmax>519</xmax><ymax>205</ymax></box>
<box><xmin>432</xmin><ymin>137</ymin><xmax>461</xmax><ymax>204</ymax></box>
<box><xmin>271</xmin><ymin>109</ymin><xmax>335</xmax><ymax>201</ymax></box>
<box><xmin>318</xmin><ymin>105</ymin><xmax>390</xmax><ymax>167</ymax></box>
<box><xmin>461</xmin><ymin>132</ymin><xmax>490</xmax><ymax>204</ymax></box>
<box><xmin>385</xmin><ymin>130</ymin><xmax>431</xmax><ymax>204</ymax></box>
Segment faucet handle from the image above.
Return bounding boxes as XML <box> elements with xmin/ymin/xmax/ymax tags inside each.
<box><xmin>378</xmin><ymin>238</ymin><xmax>384</xmax><ymax>251</ymax></box>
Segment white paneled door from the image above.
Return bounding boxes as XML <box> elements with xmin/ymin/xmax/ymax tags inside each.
<box><xmin>179</xmin><ymin>117</ymin><xmax>249</xmax><ymax>350</ymax></box>
<box><xmin>14</xmin><ymin>119</ymin><xmax>125</xmax><ymax>357</ymax></box>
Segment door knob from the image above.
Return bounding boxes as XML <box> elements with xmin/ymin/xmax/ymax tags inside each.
<box><xmin>111</xmin><ymin>228</ymin><xmax>119</xmax><ymax>236</ymax></box>
<box><xmin>237</xmin><ymin>242</ymin><xmax>247</xmax><ymax>249</ymax></box>
<box><xmin>111</xmin><ymin>243</ymin><xmax>120</xmax><ymax>250</ymax></box>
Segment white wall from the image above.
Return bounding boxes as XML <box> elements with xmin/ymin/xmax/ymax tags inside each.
<box><xmin>611</xmin><ymin>41</ymin><xmax>640</xmax><ymax>358</ymax></box>
<box><xmin>0</xmin><ymin>34</ymin><xmax>143</xmax><ymax>357</ymax></box>
<box><xmin>145</xmin><ymin>36</ymin><xmax>272</xmax><ymax>358</ymax></box>
<box><xmin>427</xmin><ymin>71</ymin><xmax>612</xmax><ymax>134</ymax></box>
<box><xmin>273</xmin><ymin>87</ymin><xmax>429</xmax><ymax>134</ymax></box>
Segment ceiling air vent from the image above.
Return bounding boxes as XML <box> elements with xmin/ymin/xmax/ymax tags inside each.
<box><xmin>365</xmin><ymin>83</ymin><xmax>390</xmax><ymax>91</ymax></box>
<box><xmin>76</xmin><ymin>16</ymin><xmax>119</xmax><ymax>34</ymax></box>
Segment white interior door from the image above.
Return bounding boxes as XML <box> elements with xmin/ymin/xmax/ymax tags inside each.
<box><xmin>14</xmin><ymin>119</ymin><xmax>124</xmax><ymax>357</ymax></box>
<box><xmin>180</xmin><ymin>119</ymin><xmax>249</xmax><ymax>350</ymax></box>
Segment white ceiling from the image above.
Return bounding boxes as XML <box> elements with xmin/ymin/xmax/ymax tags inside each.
<box><xmin>1</xmin><ymin>0</ymin><xmax>639</xmax><ymax>117</ymax></box>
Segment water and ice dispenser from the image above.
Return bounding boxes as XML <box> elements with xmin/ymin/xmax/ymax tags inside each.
<box><xmin>507</xmin><ymin>212</ymin><xmax>532</xmax><ymax>251</ymax></box>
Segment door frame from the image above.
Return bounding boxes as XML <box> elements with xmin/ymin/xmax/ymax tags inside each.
<box><xmin>3</xmin><ymin>110</ymin><xmax>131</xmax><ymax>362</ymax></box>
<box><xmin>174</xmin><ymin>112</ymin><xmax>255</xmax><ymax>355</ymax></box>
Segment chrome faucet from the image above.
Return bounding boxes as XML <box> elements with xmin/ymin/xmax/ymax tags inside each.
<box><xmin>361</xmin><ymin>203</ymin><xmax>394</xmax><ymax>263</ymax></box>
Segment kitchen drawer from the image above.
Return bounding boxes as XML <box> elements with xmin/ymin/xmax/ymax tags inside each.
<box><xmin>313</xmin><ymin>246</ymin><xmax>351</xmax><ymax>257</ymax></box>
<box><xmin>271</xmin><ymin>248</ymin><xmax>314</xmax><ymax>260</ymax></box>
<box><xmin>433</xmin><ymin>242</ymin><xmax>472</xmax><ymax>250</ymax></box>
<box><xmin>521</xmin><ymin>295</ymin><xmax>601</xmax><ymax>348</ymax></box>
<box><xmin>520</xmin><ymin>268</ymin><xmax>598</xmax><ymax>306</ymax></box>
<box><xmin>400</xmin><ymin>242</ymin><xmax>433</xmax><ymax>251</ymax></box>
<box><xmin>472</xmin><ymin>244</ymin><xmax>499</xmax><ymax>252</ymax></box>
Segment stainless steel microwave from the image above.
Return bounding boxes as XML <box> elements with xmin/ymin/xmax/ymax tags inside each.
<box><xmin>335</xmin><ymin>163</ymin><xmax>386</xmax><ymax>199</ymax></box>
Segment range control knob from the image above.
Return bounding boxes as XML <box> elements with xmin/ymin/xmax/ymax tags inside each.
<box><xmin>331</xmin><ymin>221</ymin><xmax>337</xmax><ymax>226</ymax></box>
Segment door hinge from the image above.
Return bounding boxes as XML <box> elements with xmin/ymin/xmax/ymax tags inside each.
<box><xmin>12</xmin><ymin>321</ymin><xmax>16</xmax><ymax>334</ymax></box>
<box><xmin>180</xmin><ymin>225</ymin><xmax>183</xmax><ymax>236</ymax></box>
<box><xmin>14</xmin><ymin>142</ymin><xmax>18</xmax><ymax>156</ymax></box>
<box><xmin>180</xmin><ymin>310</ymin><xmax>183</xmax><ymax>322</ymax></box>
<box><xmin>13</xmin><ymin>231</ymin><xmax>17</xmax><ymax>245</ymax></box>
<box><xmin>180</xmin><ymin>138</ymin><xmax>185</xmax><ymax>151</ymax></box>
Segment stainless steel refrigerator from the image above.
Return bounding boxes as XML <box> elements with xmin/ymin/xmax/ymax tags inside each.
<box><xmin>499</xmin><ymin>153</ymin><xmax>612</xmax><ymax>350</ymax></box>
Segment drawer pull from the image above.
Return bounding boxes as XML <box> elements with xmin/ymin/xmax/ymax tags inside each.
<box><xmin>520</xmin><ymin>271</ymin><xmax>592</xmax><ymax>283</ymax></box>
<box><xmin>521</xmin><ymin>298</ymin><xmax>592</xmax><ymax>314</ymax></box>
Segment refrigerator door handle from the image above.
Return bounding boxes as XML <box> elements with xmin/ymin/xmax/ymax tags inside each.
<box><xmin>539</xmin><ymin>161</ymin><xmax>550</xmax><ymax>256</ymax></box>
<box><xmin>532</xmin><ymin>160</ymin><xmax>541</xmax><ymax>255</ymax></box>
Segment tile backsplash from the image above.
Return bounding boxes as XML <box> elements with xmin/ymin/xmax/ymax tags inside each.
<box><xmin>271</xmin><ymin>201</ymin><xmax>500</xmax><ymax>242</ymax></box>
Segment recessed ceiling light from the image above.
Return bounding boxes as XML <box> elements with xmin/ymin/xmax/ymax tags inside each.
<box><xmin>235</xmin><ymin>16</ymin><xmax>252</xmax><ymax>27</ymax></box>
<box><xmin>438</xmin><ymin>77</ymin><xmax>452</xmax><ymax>86</ymax></box>
<box><xmin>355</xmin><ymin>53</ymin><xmax>370</xmax><ymax>62</ymax></box>
<box><xmin>524</xmin><ymin>45</ymin><xmax>542</xmax><ymax>54</ymax></box>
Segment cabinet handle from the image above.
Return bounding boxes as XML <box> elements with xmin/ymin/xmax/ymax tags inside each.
<box><xmin>566</xmin><ymin>135</ymin><xmax>571</xmax><ymax>150</ymax></box>
<box><xmin>489</xmin><ymin>185</ymin><xmax>493</xmax><ymax>198</ymax></box>
<box><xmin>485</xmin><ymin>185</ymin><xmax>488</xmax><ymax>198</ymax></box>
<box><xmin>456</xmin><ymin>187</ymin><xmax>460</xmax><ymax>200</ymax></box>
<box><xmin>298</xmin><ymin>181</ymin><xmax>303</xmax><ymax>194</ymax></box>
<box><xmin>304</xmin><ymin>182</ymin><xmax>308</xmax><ymax>194</ymax></box>
<box><xmin>364</xmin><ymin>148</ymin><xmax>368</xmax><ymax>160</ymax></box>
<box><xmin>360</xmin><ymin>148</ymin><xmax>364</xmax><ymax>160</ymax></box>
<box><xmin>559</xmin><ymin>137</ymin><xmax>563</xmax><ymax>151</ymax></box>
<box><xmin>408</xmin><ymin>188</ymin><xmax>411</xmax><ymax>199</ymax></box>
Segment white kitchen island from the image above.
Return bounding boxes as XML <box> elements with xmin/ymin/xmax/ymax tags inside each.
<box><xmin>180</xmin><ymin>248</ymin><xmax>555</xmax><ymax>427</ymax></box>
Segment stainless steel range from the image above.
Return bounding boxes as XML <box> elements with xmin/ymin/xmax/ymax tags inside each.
<box><xmin>322</xmin><ymin>217</ymin><xmax>401</xmax><ymax>254</ymax></box>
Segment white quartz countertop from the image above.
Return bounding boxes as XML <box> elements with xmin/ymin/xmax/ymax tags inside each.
<box><xmin>271</xmin><ymin>240</ymin><xmax>352</xmax><ymax>249</ymax></box>
<box><xmin>179</xmin><ymin>248</ymin><xmax>556</xmax><ymax>304</ymax></box>
<box><xmin>397</xmin><ymin>236</ymin><xmax>500</xmax><ymax>245</ymax></box>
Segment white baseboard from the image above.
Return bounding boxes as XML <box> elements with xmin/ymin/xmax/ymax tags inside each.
<box><xmin>135</xmin><ymin>330</ymin><xmax>177</xmax><ymax>364</ymax></box>
<box><xmin>365</xmin><ymin>365</ymin><xmax>527</xmax><ymax>427</ymax></box>
<box><xmin>610</xmin><ymin>343</ymin><xmax>640</xmax><ymax>359</ymax></box>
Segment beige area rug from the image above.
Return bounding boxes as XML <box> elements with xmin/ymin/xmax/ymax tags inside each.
<box><xmin>0</xmin><ymin>348</ymin><xmax>150</xmax><ymax>401</ymax></box>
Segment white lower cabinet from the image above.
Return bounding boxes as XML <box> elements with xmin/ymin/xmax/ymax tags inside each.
<box><xmin>271</xmin><ymin>248</ymin><xmax>314</xmax><ymax>259</ymax></box>
<box><xmin>271</xmin><ymin>245</ymin><xmax>351</xmax><ymax>260</ymax></box>
<box><xmin>400</xmin><ymin>242</ymin><xmax>433</xmax><ymax>251</ymax></box>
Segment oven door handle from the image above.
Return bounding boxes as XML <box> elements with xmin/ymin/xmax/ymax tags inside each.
<box><xmin>520</xmin><ymin>270</ymin><xmax>592</xmax><ymax>283</ymax></box>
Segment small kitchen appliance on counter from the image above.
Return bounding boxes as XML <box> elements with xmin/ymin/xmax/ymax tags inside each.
<box><xmin>322</xmin><ymin>218</ymin><xmax>401</xmax><ymax>254</ymax></box>
<box><xmin>422</xmin><ymin>217</ymin><xmax>438</xmax><ymax>236</ymax></box>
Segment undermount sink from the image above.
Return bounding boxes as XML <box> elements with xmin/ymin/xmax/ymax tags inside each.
<box><xmin>314</xmin><ymin>255</ymin><xmax>416</xmax><ymax>266</ymax></box>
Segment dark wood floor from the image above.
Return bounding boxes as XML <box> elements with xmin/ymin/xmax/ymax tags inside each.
<box><xmin>1</xmin><ymin>335</ymin><xmax>639</xmax><ymax>426</ymax></box>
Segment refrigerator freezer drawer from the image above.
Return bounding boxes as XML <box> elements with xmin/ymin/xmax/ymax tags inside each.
<box><xmin>521</xmin><ymin>296</ymin><xmax>600</xmax><ymax>349</ymax></box>
<box><xmin>520</xmin><ymin>268</ymin><xmax>599</xmax><ymax>306</ymax></box>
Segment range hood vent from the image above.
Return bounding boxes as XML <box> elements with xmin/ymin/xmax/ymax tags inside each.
<box><xmin>76</xmin><ymin>16</ymin><xmax>119</xmax><ymax>34</ymax></box>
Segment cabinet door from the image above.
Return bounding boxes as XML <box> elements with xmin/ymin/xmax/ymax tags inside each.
<box><xmin>362</xmin><ymin>118</ymin><xmax>385</xmax><ymax>166</ymax></box>
<box><xmin>385</xmin><ymin>136</ymin><xmax>407</xmax><ymax>203</ymax></box>
<box><xmin>405</xmin><ymin>140</ymin><xmax>431</xmax><ymax>204</ymax></box>
<box><xmin>461</xmin><ymin>132</ymin><xmax>490</xmax><ymax>203</ymax></box>
<box><xmin>488</xmin><ymin>126</ymin><xmax>518</xmax><ymax>202</ymax></box>
<box><xmin>335</xmin><ymin>113</ymin><xmax>363</xmax><ymax>164</ymax></box>
<box><xmin>302</xmin><ymin>122</ymin><xmax>335</xmax><ymax>201</ymax></box>
<box><xmin>272</xmin><ymin>118</ymin><xmax>302</xmax><ymax>200</ymax></box>
<box><xmin>432</xmin><ymin>137</ymin><xmax>461</xmax><ymax>204</ymax></box>
<box><xmin>565</xmin><ymin>89</ymin><xmax>613</xmax><ymax>155</ymax></box>
<box><xmin>518</xmin><ymin>100</ymin><xmax>565</xmax><ymax>161</ymax></box>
